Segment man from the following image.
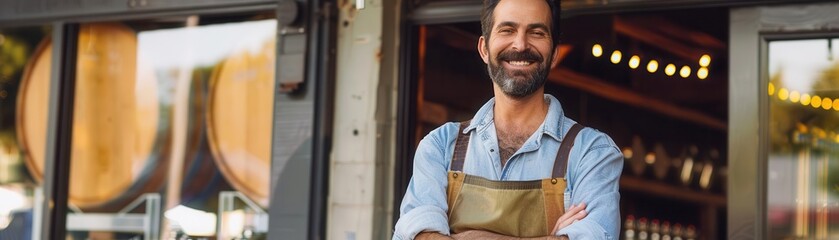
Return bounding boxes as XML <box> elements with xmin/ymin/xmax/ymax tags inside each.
<box><xmin>393</xmin><ymin>0</ymin><xmax>622</xmax><ymax>239</ymax></box>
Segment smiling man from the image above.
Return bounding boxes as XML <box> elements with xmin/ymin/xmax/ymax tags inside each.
<box><xmin>392</xmin><ymin>0</ymin><xmax>622</xmax><ymax>239</ymax></box>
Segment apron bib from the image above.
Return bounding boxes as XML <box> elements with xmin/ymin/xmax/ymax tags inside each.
<box><xmin>446</xmin><ymin>121</ymin><xmax>584</xmax><ymax>237</ymax></box>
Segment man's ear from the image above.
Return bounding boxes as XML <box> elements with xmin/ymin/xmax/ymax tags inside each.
<box><xmin>550</xmin><ymin>44</ymin><xmax>562</xmax><ymax>69</ymax></box>
<box><xmin>478</xmin><ymin>36</ymin><xmax>489</xmax><ymax>64</ymax></box>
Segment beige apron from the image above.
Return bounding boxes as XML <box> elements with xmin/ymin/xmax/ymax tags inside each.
<box><xmin>446</xmin><ymin>121</ymin><xmax>584</xmax><ymax>238</ymax></box>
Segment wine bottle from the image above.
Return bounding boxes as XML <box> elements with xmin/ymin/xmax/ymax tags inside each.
<box><xmin>652</xmin><ymin>143</ymin><xmax>671</xmax><ymax>180</ymax></box>
<box><xmin>637</xmin><ymin>218</ymin><xmax>649</xmax><ymax>240</ymax></box>
<box><xmin>624</xmin><ymin>215</ymin><xmax>636</xmax><ymax>240</ymax></box>
<box><xmin>630</xmin><ymin>136</ymin><xmax>647</xmax><ymax>176</ymax></box>
<box><xmin>672</xmin><ymin>223</ymin><xmax>683</xmax><ymax>240</ymax></box>
<box><xmin>684</xmin><ymin>225</ymin><xmax>697</xmax><ymax>240</ymax></box>
<box><xmin>680</xmin><ymin>146</ymin><xmax>698</xmax><ymax>187</ymax></box>
<box><xmin>650</xmin><ymin>219</ymin><xmax>661</xmax><ymax>240</ymax></box>
<box><xmin>699</xmin><ymin>149</ymin><xmax>718</xmax><ymax>191</ymax></box>
<box><xmin>660</xmin><ymin>221</ymin><xmax>671</xmax><ymax>240</ymax></box>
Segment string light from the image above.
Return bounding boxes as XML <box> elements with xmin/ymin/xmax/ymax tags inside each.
<box><xmin>699</xmin><ymin>54</ymin><xmax>711</xmax><ymax>67</ymax></box>
<box><xmin>679</xmin><ymin>66</ymin><xmax>691</xmax><ymax>78</ymax></box>
<box><xmin>801</xmin><ymin>93</ymin><xmax>811</xmax><ymax>106</ymax></box>
<box><xmin>790</xmin><ymin>91</ymin><xmax>801</xmax><ymax>103</ymax></box>
<box><xmin>812</xmin><ymin>96</ymin><xmax>823</xmax><ymax>108</ymax></box>
<box><xmin>611</xmin><ymin>50</ymin><xmax>622</xmax><ymax>64</ymax></box>
<box><xmin>629</xmin><ymin>55</ymin><xmax>641</xmax><ymax>69</ymax></box>
<box><xmin>778</xmin><ymin>88</ymin><xmax>789</xmax><ymax>100</ymax></box>
<box><xmin>592</xmin><ymin>44</ymin><xmax>603</xmax><ymax>57</ymax></box>
<box><xmin>647</xmin><ymin>60</ymin><xmax>659</xmax><ymax>73</ymax></box>
<box><xmin>592</xmin><ymin>47</ymin><xmax>711</xmax><ymax>81</ymax></box>
<box><xmin>665</xmin><ymin>64</ymin><xmax>676</xmax><ymax>76</ymax></box>
<box><xmin>697</xmin><ymin>67</ymin><xmax>709</xmax><ymax>80</ymax></box>
<box><xmin>774</xmin><ymin>89</ymin><xmax>839</xmax><ymax>113</ymax></box>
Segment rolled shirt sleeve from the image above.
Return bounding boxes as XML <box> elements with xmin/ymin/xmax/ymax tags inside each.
<box><xmin>557</xmin><ymin>129</ymin><xmax>623</xmax><ymax>240</ymax></box>
<box><xmin>393</xmin><ymin>123</ymin><xmax>458</xmax><ymax>240</ymax></box>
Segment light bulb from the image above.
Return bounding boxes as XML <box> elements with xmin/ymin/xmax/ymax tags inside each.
<box><xmin>665</xmin><ymin>64</ymin><xmax>676</xmax><ymax>76</ymax></box>
<box><xmin>699</xmin><ymin>54</ymin><xmax>711</xmax><ymax>67</ymax></box>
<box><xmin>611</xmin><ymin>50</ymin><xmax>622</xmax><ymax>64</ymax></box>
<box><xmin>592</xmin><ymin>44</ymin><xmax>603</xmax><ymax>57</ymax></box>
<box><xmin>647</xmin><ymin>60</ymin><xmax>659</xmax><ymax>73</ymax></box>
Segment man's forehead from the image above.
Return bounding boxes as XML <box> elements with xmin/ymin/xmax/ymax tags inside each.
<box><xmin>492</xmin><ymin>0</ymin><xmax>552</xmax><ymax>28</ymax></box>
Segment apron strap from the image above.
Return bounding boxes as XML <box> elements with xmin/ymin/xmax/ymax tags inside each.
<box><xmin>450</xmin><ymin>120</ymin><xmax>471</xmax><ymax>172</ymax></box>
<box><xmin>553</xmin><ymin>123</ymin><xmax>584</xmax><ymax>178</ymax></box>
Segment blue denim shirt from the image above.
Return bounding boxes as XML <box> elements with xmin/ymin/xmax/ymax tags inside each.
<box><xmin>393</xmin><ymin>95</ymin><xmax>622</xmax><ymax>240</ymax></box>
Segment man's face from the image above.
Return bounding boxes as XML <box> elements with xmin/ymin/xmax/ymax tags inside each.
<box><xmin>478</xmin><ymin>0</ymin><xmax>560</xmax><ymax>99</ymax></box>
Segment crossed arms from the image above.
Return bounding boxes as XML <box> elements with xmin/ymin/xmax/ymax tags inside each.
<box><xmin>393</xmin><ymin>123</ymin><xmax>623</xmax><ymax>240</ymax></box>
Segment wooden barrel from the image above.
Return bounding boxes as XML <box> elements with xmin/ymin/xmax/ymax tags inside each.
<box><xmin>180</xmin><ymin>68</ymin><xmax>234</xmax><ymax>212</ymax></box>
<box><xmin>16</xmin><ymin>23</ymin><xmax>168</xmax><ymax>211</ymax></box>
<box><xmin>206</xmin><ymin>39</ymin><xmax>275</xmax><ymax>208</ymax></box>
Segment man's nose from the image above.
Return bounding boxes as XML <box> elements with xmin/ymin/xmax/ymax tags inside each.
<box><xmin>511</xmin><ymin>31</ymin><xmax>529</xmax><ymax>51</ymax></box>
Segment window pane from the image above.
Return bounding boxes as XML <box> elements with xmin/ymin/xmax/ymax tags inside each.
<box><xmin>0</xmin><ymin>25</ymin><xmax>51</xmax><ymax>240</ymax></box>
<box><xmin>12</xmin><ymin>13</ymin><xmax>276</xmax><ymax>239</ymax></box>
<box><xmin>768</xmin><ymin>38</ymin><xmax>839</xmax><ymax>239</ymax></box>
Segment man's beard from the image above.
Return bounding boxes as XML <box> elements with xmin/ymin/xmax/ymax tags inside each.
<box><xmin>487</xmin><ymin>48</ymin><xmax>551</xmax><ymax>99</ymax></box>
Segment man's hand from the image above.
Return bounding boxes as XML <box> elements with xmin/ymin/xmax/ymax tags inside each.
<box><xmin>416</xmin><ymin>232</ymin><xmax>454</xmax><ymax>240</ymax></box>
<box><xmin>551</xmin><ymin>202</ymin><xmax>587</xmax><ymax>235</ymax></box>
<box><xmin>451</xmin><ymin>230</ymin><xmax>565</xmax><ymax>240</ymax></box>
<box><xmin>414</xmin><ymin>203</ymin><xmax>587</xmax><ymax>240</ymax></box>
<box><xmin>416</xmin><ymin>230</ymin><xmax>568</xmax><ymax>240</ymax></box>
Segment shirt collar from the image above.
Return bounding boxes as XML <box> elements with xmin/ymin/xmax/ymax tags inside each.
<box><xmin>464</xmin><ymin>94</ymin><xmax>566</xmax><ymax>142</ymax></box>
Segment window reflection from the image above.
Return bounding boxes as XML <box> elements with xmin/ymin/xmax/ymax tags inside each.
<box><xmin>12</xmin><ymin>14</ymin><xmax>276</xmax><ymax>239</ymax></box>
<box><xmin>768</xmin><ymin>38</ymin><xmax>839</xmax><ymax>239</ymax></box>
<box><xmin>0</xmin><ymin>25</ymin><xmax>50</xmax><ymax>240</ymax></box>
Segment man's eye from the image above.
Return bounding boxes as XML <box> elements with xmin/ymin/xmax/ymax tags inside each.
<box><xmin>531</xmin><ymin>31</ymin><xmax>547</xmax><ymax>37</ymax></box>
<box><xmin>499</xmin><ymin>29</ymin><xmax>513</xmax><ymax>33</ymax></box>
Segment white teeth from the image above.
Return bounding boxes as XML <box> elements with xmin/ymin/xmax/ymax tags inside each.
<box><xmin>508</xmin><ymin>61</ymin><xmax>531</xmax><ymax>66</ymax></box>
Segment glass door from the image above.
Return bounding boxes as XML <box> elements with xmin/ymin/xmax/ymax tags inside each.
<box><xmin>766</xmin><ymin>36</ymin><xmax>839</xmax><ymax>240</ymax></box>
<box><xmin>730</xmin><ymin>2</ymin><xmax>839</xmax><ymax>239</ymax></box>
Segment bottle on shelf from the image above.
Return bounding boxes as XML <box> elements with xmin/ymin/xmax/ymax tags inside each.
<box><xmin>698</xmin><ymin>149</ymin><xmax>718</xmax><ymax>191</ymax></box>
<box><xmin>637</xmin><ymin>217</ymin><xmax>649</xmax><ymax>240</ymax></box>
<box><xmin>684</xmin><ymin>225</ymin><xmax>697</xmax><ymax>240</ymax></box>
<box><xmin>624</xmin><ymin>215</ymin><xmax>636</xmax><ymax>240</ymax></box>
<box><xmin>652</xmin><ymin>143</ymin><xmax>671</xmax><ymax>180</ymax></box>
<box><xmin>649</xmin><ymin>219</ymin><xmax>661</xmax><ymax>240</ymax></box>
<box><xmin>672</xmin><ymin>224</ymin><xmax>683</xmax><ymax>240</ymax></box>
<box><xmin>660</xmin><ymin>221</ymin><xmax>671</xmax><ymax>240</ymax></box>
<box><xmin>630</xmin><ymin>136</ymin><xmax>647</xmax><ymax>176</ymax></box>
<box><xmin>679</xmin><ymin>145</ymin><xmax>699</xmax><ymax>187</ymax></box>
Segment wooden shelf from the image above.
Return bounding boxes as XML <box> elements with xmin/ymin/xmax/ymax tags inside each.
<box><xmin>620</xmin><ymin>175</ymin><xmax>726</xmax><ymax>207</ymax></box>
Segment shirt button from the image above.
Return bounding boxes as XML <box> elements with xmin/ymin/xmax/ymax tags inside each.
<box><xmin>490</xmin><ymin>149</ymin><xmax>495</xmax><ymax>152</ymax></box>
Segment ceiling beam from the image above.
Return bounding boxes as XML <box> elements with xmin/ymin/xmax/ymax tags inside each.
<box><xmin>613</xmin><ymin>16</ymin><xmax>712</xmax><ymax>62</ymax></box>
<box><xmin>549</xmin><ymin>67</ymin><xmax>727</xmax><ymax>130</ymax></box>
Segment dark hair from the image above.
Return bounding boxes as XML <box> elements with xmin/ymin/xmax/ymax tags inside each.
<box><xmin>480</xmin><ymin>0</ymin><xmax>561</xmax><ymax>47</ymax></box>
